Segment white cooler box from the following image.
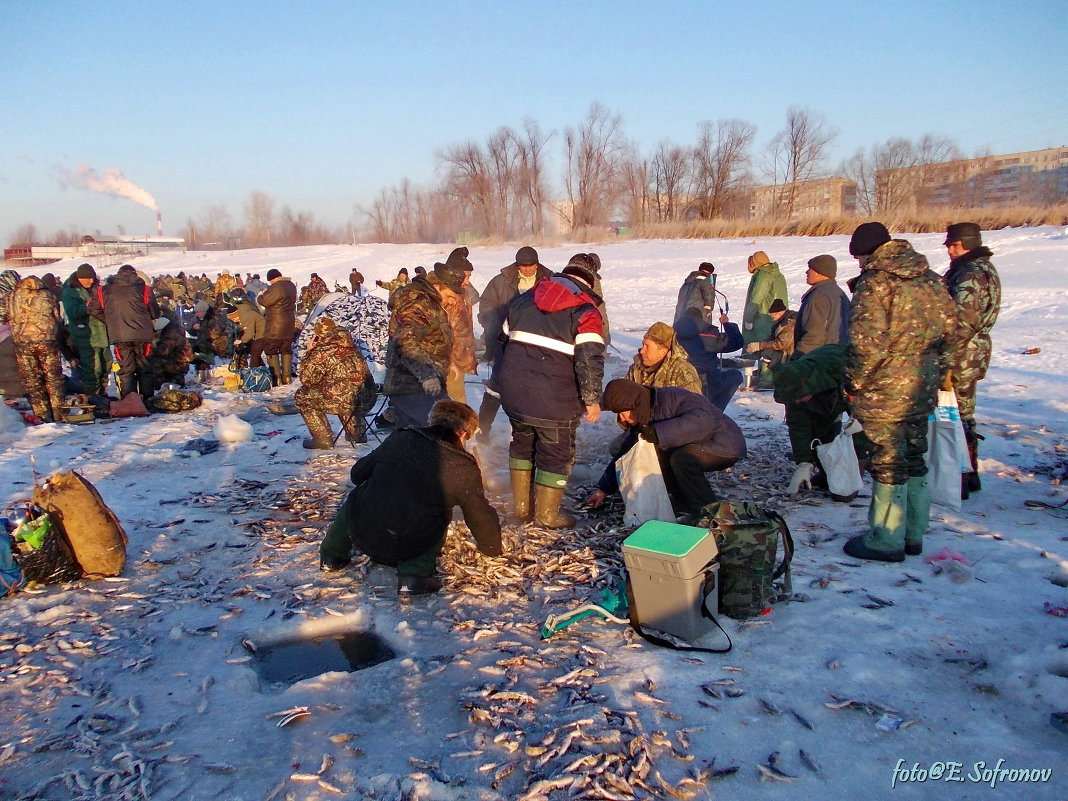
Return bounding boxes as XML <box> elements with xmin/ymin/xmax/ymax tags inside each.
<box><xmin>622</xmin><ymin>520</ymin><xmax>720</xmax><ymax>642</ymax></box>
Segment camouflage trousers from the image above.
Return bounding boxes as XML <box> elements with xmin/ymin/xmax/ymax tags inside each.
<box><xmin>295</xmin><ymin>385</ymin><xmax>375</xmax><ymax>442</ymax></box>
<box><xmin>15</xmin><ymin>342</ymin><xmax>66</xmax><ymax>421</ymax></box>
<box><xmin>855</xmin><ymin>415</ymin><xmax>929</xmax><ymax>485</ymax></box>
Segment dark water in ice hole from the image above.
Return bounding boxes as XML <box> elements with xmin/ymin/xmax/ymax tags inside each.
<box><xmin>252</xmin><ymin>631</ymin><xmax>396</xmax><ymax>689</ymax></box>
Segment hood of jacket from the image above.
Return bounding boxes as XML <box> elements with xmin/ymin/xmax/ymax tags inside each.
<box><xmin>865</xmin><ymin>239</ymin><xmax>932</xmax><ymax>281</ymax></box>
<box><xmin>533</xmin><ymin>275</ymin><xmax>600</xmax><ymax>313</ymax></box>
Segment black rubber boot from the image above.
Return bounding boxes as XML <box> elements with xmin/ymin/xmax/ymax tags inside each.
<box><xmin>398</xmin><ymin>575</ymin><xmax>442</xmax><ymax>596</ymax></box>
<box><xmin>843</xmin><ymin>534</ymin><xmax>905</xmax><ymax>563</ymax></box>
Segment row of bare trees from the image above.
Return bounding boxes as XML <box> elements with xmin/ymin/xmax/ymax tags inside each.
<box><xmin>15</xmin><ymin>101</ymin><xmax>1042</xmax><ymax>250</ymax></box>
<box><xmin>361</xmin><ymin>102</ymin><xmax>843</xmax><ymax>241</ymax></box>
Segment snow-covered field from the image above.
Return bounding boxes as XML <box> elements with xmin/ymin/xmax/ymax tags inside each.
<box><xmin>1</xmin><ymin>228</ymin><xmax>1065</xmax><ymax>800</ymax></box>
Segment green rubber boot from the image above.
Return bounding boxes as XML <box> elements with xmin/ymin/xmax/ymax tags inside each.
<box><xmin>904</xmin><ymin>475</ymin><xmax>930</xmax><ymax>556</ymax></box>
<box><xmin>844</xmin><ymin>481</ymin><xmax>906</xmax><ymax>562</ymax></box>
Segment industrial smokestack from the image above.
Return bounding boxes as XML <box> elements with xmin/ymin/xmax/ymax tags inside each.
<box><xmin>157</xmin><ymin>211</ymin><xmax>163</xmax><ymax>237</ymax></box>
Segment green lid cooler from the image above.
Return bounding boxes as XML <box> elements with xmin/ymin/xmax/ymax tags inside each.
<box><xmin>622</xmin><ymin>520</ymin><xmax>720</xmax><ymax>642</ymax></box>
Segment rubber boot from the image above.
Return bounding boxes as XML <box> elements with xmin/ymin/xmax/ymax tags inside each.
<box><xmin>301</xmin><ymin>409</ymin><xmax>333</xmax><ymax>449</ymax></box>
<box><xmin>343</xmin><ymin>416</ymin><xmax>368</xmax><ymax>445</ymax></box>
<box><xmin>904</xmin><ymin>475</ymin><xmax>930</xmax><ymax>556</ymax></box>
<box><xmin>843</xmin><ymin>481</ymin><xmax>906</xmax><ymax>562</ymax></box>
<box><xmin>534</xmin><ymin>483</ymin><xmax>576</xmax><ymax>529</ymax></box>
<box><xmin>280</xmin><ymin>353</ymin><xmax>293</xmax><ymax>385</ymax></box>
<box><xmin>964</xmin><ymin>424</ymin><xmax>982</xmax><ymax>493</ymax></box>
<box><xmin>265</xmin><ymin>355</ymin><xmax>281</xmax><ymax>387</ymax></box>
<box><xmin>510</xmin><ymin>469</ymin><xmax>534</xmax><ymax>522</ymax></box>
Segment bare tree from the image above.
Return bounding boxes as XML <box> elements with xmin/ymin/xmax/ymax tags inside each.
<box><xmin>649</xmin><ymin>141</ymin><xmax>692</xmax><ymax>222</ymax></box>
<box><xmin>619</xmin><ymin>145</ymin><xmax>652</xmax><ymax>225</ymax></box>
<box><xmin>8</xmin><ymin>223</ymin><xmax>40</xmax><ymax>247</ymax></box>
<box><xmin>243</xmin><ymin>190</ymin><xmax>276</xmax><ymax>248</ymax></box>
<box><xmin>763</xmin><ymin>106</ymin><xmax>837</xmax><ymax>219</ymax></box>
<box><xmin>692</xmin><ymin>119</ymin><xmax>756</xmax><ymax>220</ymax></box>
<box><xmin>563</xmin><ymin>102</ymin><xmax>628</xmax><ymax>231</ymax></box>
<box><xmin>197</xmin><ymin>204</ymin><xmax>234</xmax><ymax>246</ymax></box>
<box><xmin>914</xmin><ymin>134</ymin><xmax>962</xmax><ymax>208</ymax></box>
<box><xmin>510</xmin><ymin>119</ymin><xmax>552</xmax><ymax>237</ymax></box>
<box><xmin>440</xmin><ymin>139</ymin><xmax>499</xmax><ymax>238</ymax></box>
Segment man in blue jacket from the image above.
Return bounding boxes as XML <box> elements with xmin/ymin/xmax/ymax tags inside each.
<box><xmin>591</xmin><ymin>379</ymin><xmax>747</xmax><ymax>515</ymax></box>
<box><xmin>497</xmin><ymin>254</ymin><xmax>605</xmax><ymax>528</ymax></box>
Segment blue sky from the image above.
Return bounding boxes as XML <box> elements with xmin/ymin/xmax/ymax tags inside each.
<box><xmin>2</xmin><ymin>0</ymin><xmax>1065</xmax><ymax>241</ymax></box>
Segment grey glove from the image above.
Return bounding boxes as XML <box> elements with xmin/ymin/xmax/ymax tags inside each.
<box><xmin>421</xmin><ymin>376</ymin><xmax>443</xmax><ymax>396</ymax></box>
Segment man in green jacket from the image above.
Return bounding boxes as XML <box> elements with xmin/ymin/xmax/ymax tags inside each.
<box><xmin>61</xmin><ymin>264</ymin><xmax>111</xmax><ymax>396</ymax></box>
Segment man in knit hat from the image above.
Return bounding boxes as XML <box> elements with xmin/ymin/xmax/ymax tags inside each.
<box><xmin>672</xmin><ymin>303</ymin><xmax>744</xmax><ymax>410</ymax></box>
<box><xmin>62</xmin><ymin>263</ymin><xmax>111</xmax><ymax>396</ymax></box>
<box><xmin>428</xmin><ymin>248</ymin><xmax>478</xmax><ymax>403</ymax></box>
<box><xmin>382</xmin><ymin>251</ymin><xmax>455</xmax><ymax>427</ymax></box>
<box><xmin>258</xmin><ymin>268</ymin><xmax>297</xmax><ymax>386</ymax></box>
<box><xmin>496</xmin><ymin>253</ymin><xmax>605</xmax><ymax>528</ymax></box>
<box><xmin>942</xmin><ymin>222</ymin><xmax>1000</xmax><ymax>500</ymax></box>
<box><xmin>843</xmin><ymin>223</ymin><xmax>956</xmax><ymax>562</ymax></box>
<box><xmin>673</xmin><ymin>261</ymin><xmax>717</xmax><ymax>323</ymax></box>
<box><xmin>589</xmin><ymin>379</ymin><xmax>746</xmax><ymax>515</ymax></box>
<box><xmin>744</xmin><ymin>298</ymin><xmax>796</xmax><ymax>370</ymax></box>
<box><xmin>625</xmin><ymin>322</ymin><xmax>702</xmax><ymax>395</ymax></box>
<box><xmin>476</xmin><ymin>246</ymin><xmax>552</xmax><ymax>437</ymax></box>
<box><xmin>794</xmin><ymin>254</ymin><xmax>851</xmax><ymax>357</ymax></box>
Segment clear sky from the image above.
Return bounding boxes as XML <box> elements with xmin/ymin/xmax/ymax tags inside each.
<box><xmin>2</xmin><ymin>0</ymin><xmax>1065</xmax><ymax>242</ymax></box>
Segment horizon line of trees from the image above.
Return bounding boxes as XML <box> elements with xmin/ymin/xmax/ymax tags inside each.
<box><xmin>8</xmin><ymin>101</ymin><xmax>1060</xmax><ymax>250</ymax></box>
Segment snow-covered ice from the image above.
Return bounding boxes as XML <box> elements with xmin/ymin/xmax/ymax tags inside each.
<box><xmin>0</xmin><ymin>228</ymin><xmax>1065</xmax><ymax>800</ymax></box>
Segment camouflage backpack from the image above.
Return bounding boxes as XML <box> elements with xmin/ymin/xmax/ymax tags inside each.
<box><xmin>692</xmin><ymin>501</ymin><xmax>793</xmax><ymax>619</ymax></box>
<box><xmin>149</xmin><ymin>388</ymin><xmax>203</xmax><ymax>413</ymax></box>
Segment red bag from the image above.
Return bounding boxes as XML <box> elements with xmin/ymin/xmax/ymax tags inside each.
<box><xmin>109</xmin><ymin>393</ymin><xmax>149</xmax><ymax>418</ymax></box>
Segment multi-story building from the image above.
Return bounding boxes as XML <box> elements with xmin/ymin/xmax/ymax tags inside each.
<box><xmin>875</xmin><ymin>146</ymin><xmax>1068</xmax><ymax>210</ymax></box>
<box><xmin>748</xmin><ymin>177</ymin><xmax>857</xmax><ymax>221</ymax></box>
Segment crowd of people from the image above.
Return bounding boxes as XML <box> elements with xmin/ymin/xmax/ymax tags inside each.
<box><xmin>0</xmin><ymin>224</ymin><xmax>1001</xmax><ymax>595</ymax></box>
<box><xmin>318</xmin><ymin>222</ymin><xmax>999</xmax><ymax>594</ymax></box>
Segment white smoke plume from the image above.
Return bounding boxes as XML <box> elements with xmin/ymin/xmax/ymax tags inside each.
<box><xmin>62</xmin><ymin>163</ymin><xmax>158</xmax><ymax>211</ymax></box>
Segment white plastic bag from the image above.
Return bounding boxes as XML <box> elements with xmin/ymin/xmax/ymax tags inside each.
<box><xmin>214</xmin><ymin>414</ymin><xmax>254</xmax><ymax>443</ymax></box>
<box><xmin>617</xmin><ymin>436</ymin><xmax>675</xmax><ymax>527</ymax></box>
<box><xmin>815</xmin><ymin>415</ymin><xmax>864</xmax><ymax>500</ymax></box>
<box><xmin>925</xmin><ymin>390</ymin><xmax>970</xmax><ymax>511</ymax></box>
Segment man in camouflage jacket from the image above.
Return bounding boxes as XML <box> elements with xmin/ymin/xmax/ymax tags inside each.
<box><xmin>382</xmin><ymin>267</ymin><xmax>451</xmax><ymax>428</ymax></box>
<box><xmin>843</xmin><ymin>223</ymin><xmax>956</xmax><ymax>562</ymax></box>
<box><xmin>296</xmin><ymin>317</ymin><xmax>376</xmax><ymax>448</ymax></box>
<box><xmin>625</xmin><ymin>321</ymin><xmax>703</xmax><ymax>396</ymax></box>
<box><xmin>427</xmin><ymin>249</ymin><xmax>477</xmax><ymax>403</ymax></box>
<box><xmin>8</xmin><ymin>276</ymin><xmax>66</xmax><ymax>421</ymax></box>
<box><xmin>147</xmin><ymin>315</ymin><xmax>194</xmax><ymax>391</ymax></box>
<box><xmin>942</xmin><ymin>222</ymin><xmax>1001</xmax><ymax>497</ymax></box>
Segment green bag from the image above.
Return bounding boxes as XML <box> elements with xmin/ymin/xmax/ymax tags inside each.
<box><xmin>149</xmin><ymin>388</ymin><xmax>203</xmax><ymax>413</ymax></box>
<box><xmin>691</xmin><ymin>501</ymin><xmax>793</xmax><ymax>619</ymax></box>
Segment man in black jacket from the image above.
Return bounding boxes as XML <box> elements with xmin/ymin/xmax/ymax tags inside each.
<box><xmin>89</xmin><ymin>264</ymin><xmax>161</xmax><ymax>400</ymax></box>
<box><xmin>318</xmin><ymin>400</ymin><xmax>502</xmax><ymax>595</ymax></box>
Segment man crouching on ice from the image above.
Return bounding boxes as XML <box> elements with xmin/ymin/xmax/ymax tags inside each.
<box><xmin>318</xmin><ymin>399</ymin><xmax>503</xmax><ymax>596</ymax></box>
